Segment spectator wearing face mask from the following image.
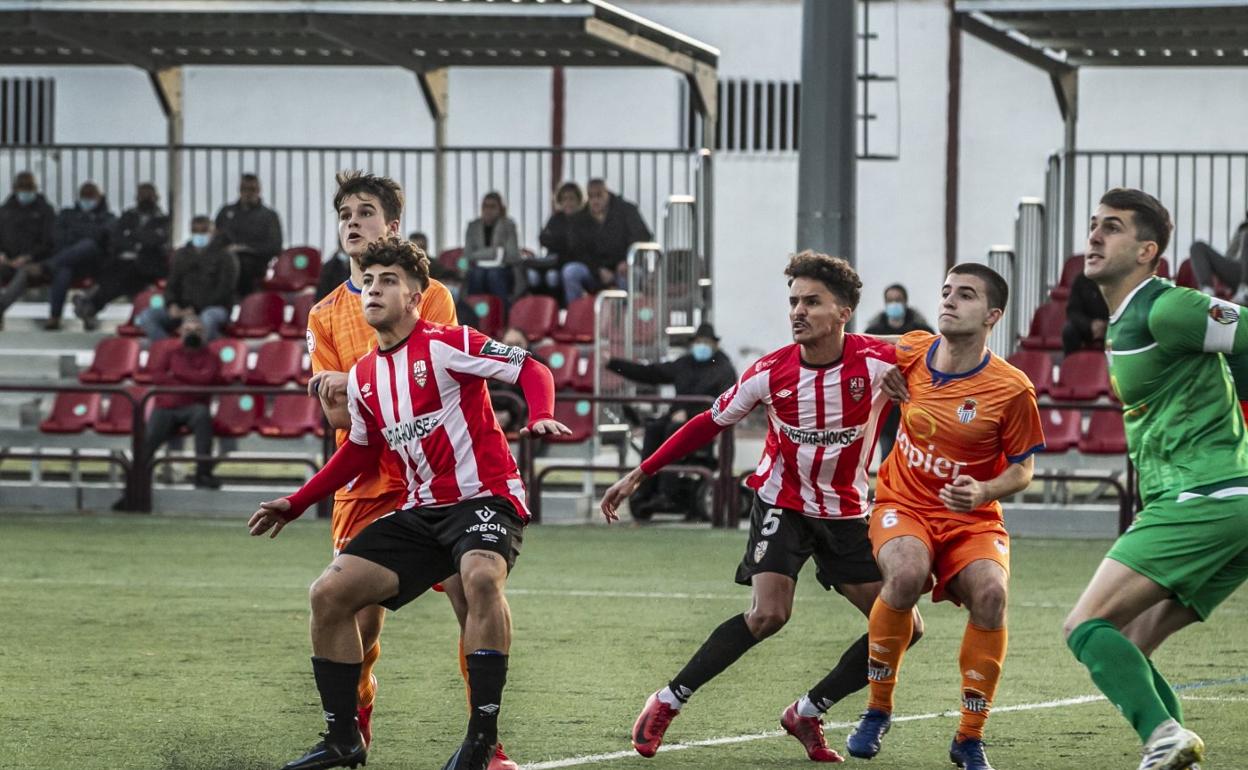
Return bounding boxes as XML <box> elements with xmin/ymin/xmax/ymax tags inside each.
<box><xmin>606</xmin><ymin>323</ymin><xmax>736</xmax><ymax>518</ymax></box>
<box><xmin>0</xmin><ymin>171</ymin><xmax>56</xmax><ymax>331</ymax></box>
<box><xmin>865</xmin><ymin>282</ymin><xmax>933</xmax><ymax>462</ymax></box>
<box><xmin>139</xmin><ymin>215</ymin><xmax>238</xmax><ymax>343</ymax></box>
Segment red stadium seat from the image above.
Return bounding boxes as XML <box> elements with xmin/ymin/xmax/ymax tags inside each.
<box><xmin>78</xmin><ymin>337</ymin><xmax>141</xmax><ymax>384</ymax></box>
<box><xmin>467</xmin><ymin>294</ymin><xmax>504</xmax><ymax>338</ymax></box>
<box><xmin>96</xmin><ymin>386</ymin><xmax>152</xmax><ymax>435</ymax></box>
<box><xmin>1019</xmin><ymin>300</ymin><xmax>1067</xmax><ymax>351</ymax></box>
<box><xmin>40</xmin><ymin>392</ymin><xmax>101</xmax><ymax>434</ymax></box>
<box><xmin>508</xmin><ymin>295</ymin><xmax>559</xmax><ymax>342</ymax></box>
<box><xmin>245</xmin><ymin>339</ymin><xmax>304</xmax><ymax>386</ymax></box>
<box><xmin>1006</xmin><ymin>350</ymin><xmax>1054</xmax><ymax>397</ymax></box>
<box><xmin>279</xmin><ymin>292</ymin><xmax>317</xmax><ymax>339</ymax></box>
<box><xmin>209</xmin><ymin>338</ymin><xmax>249</xmax><ymax>384</ymax></box>
<box><xmin>226</xmin><ymin>291</ymin><xmax>284</xmax><ymax>338</ymax></box>
<box><xmin>213</xmin><ymin>393</ymin><xmax>263</xmax><ymax>437</ymax></box>
<box><xmin>263</xmin><ymin>246</ymin><xmax>322</xmax><ymax>292</ymax></box>
<box><xmin>552</xmin><ymin>296</ymin><xmax>596</xmax><ymax>343</ymax></box>
<box><xmin>1050</xmin><ymin>350</ymin><xmax>1110</xmax><ymax>401</ymax></box>
<box><xmin>258</xmin><ymin>393</ymin><xmax>324</xmax><ymax>437</ymax></box>
<box><xmin>297</xmin><ymin>353</ymin><xmax>312</xmax><ymax>387</ymax></box>
<box><xmin>438</xmin><ymin>247</ymin><xmax>467</xmax><ymax>273</ymax></box>
<box><xmin>547</xmin><ymin>398</ymin><xmax>595</xmax><ymax>443</ymax></box>
<box><xmin>1078</xmin><ymin>409</ymin><xmax>1127</xmax><ymax>454</ymax></box>
<box><xmin>533</xmin><ymin>342</ymin><xmax>579</xmax><ymax>390</ymax></box>
<box><xmin>1049</xmin><ymin>255</ymin><xmax>1084</xmax><ymax>300</ymax></box>
<box><xmin>1039</xmin><ymin>408</ymin><xmax>1082</xmax><ymax>453</ymax></box>
<box><xmin>117</xmin><ymin>288</ymin><xmax>159</xmax><ymax>337</ymax></box>
<box><xmin>1154</xmin><ymin>258</ymin><xmax>1171</xmax><ymax>279</ymax></box>
<box><xmin>134</xmin><ymin>338</ymin><xmax>181</xmax><ymax>385</ymax></box>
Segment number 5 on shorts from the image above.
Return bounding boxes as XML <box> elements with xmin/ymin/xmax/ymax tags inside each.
<box><xmin>761</xmin><ymin>508</ymin><xmax>782</xmax><ymax>536</ymax></box>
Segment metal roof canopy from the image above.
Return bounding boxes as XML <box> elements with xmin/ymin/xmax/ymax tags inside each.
<box><xmin>0</xmin><ymin>0</ymin><xmax>719</xmax><ymax>245</ymax></box>
<box><xmin>952</xmin><ymin>0</ymin><xmax>1248</xmax><ymax>265</ymax></box>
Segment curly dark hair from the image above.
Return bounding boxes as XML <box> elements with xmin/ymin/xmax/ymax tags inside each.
<box><xmin>333</xmin><ymin>170</ymin><xmax>404</xmax><ymax>224</ymax></box>
<box><xmin>784</xmin><ymin>250</ymin><xmax>862</xmax><ymax>308</ymax></box>
<box><xmin>359</xmin><ymin>235</ymin><xmax>429</xmax><ymax>291</ymax></box>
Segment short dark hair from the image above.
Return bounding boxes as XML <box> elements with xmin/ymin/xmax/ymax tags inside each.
<box><xmin>13</xmin><ymin>171</ymin><xmax>35</xmax><ymax>190</ymax></box>
<box><xmin>884</xmin><ymin>283</ymin><xmax>908</xmax><ymax>302</ymax></box>
<box><xmin>556</xmin><ymin>181</ymin><xmax>584</xmax><ymax>204</ymax></box>
<box><xmin>948</xmin><ymin>263</ymin><xmax>1009</xmax><ymax>312</ymax></box>
<box><xmin>482</xmin><ymin>191</ymin><xmax>506</xmax><ymax>216</ymax></box>
<box><xmin>360</xmin><ymin>235</ymin><xmax>429</xmax><ymax>291</ymax></box>
<box><xmin>1099</xmin><ymin>187</ymin><xmax>1172</xmax><ymax>265</ymax></box>
<box><xmin>191</xmin><ymin>214</ymin><xmax>212</xmax><ymax>227</ymax></box>
<box><xmin>240</xmin><ymin>173</ymin><xmax>259</xmax><ymax>184</ymax></box>
<box><xmin>334</xmin><ymin>170</ymin><xmax>404</xmax><ymax>224</ymax></box>
<box><xmin>784</xmin><ymin>250</ymin><xmax>862</xmax><ymax>308</ymax></box>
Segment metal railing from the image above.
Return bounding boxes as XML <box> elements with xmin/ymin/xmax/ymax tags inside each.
<box><xmin>1047</xmin><ymin>150</ymin><xmax>1248</xmax><ymax>274</ymax></box>
<box><xmin>0</xmin><ymin>143</ymin><xmax>701</xmax><ymax>254</ymax></box>
<box><xmin>986</xmin><ymin>246</ymin><xmax>1018</xmax><ymax>357</ymax></box>
<box><xmin>625</xmin><ymin>242</ymin><xmax>667</xmax><ymax>365</ymax></box>
<box><xmin>662</xmin><ymin>194</ymin><xmax>704</xmax><ymax>338</ymax></box>
<box><xmin>593</xmin><ymin>289</ymin><xmax>632</xmax><ymax>445</ymax></box>
<box><xmin>1014</xmin><ymin>198</ymin><xmax>1047</xmax><ymax>331</ymax></box>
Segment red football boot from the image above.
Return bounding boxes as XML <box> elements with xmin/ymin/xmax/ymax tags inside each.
<box><xmin>631</xmin><ymin>691</ymin><xmax>680</xmax><ymax>758</ymax></box>
<box><xmin>781</xmin><ymin>701</ymin><xmax>844</xmax><ymax>762</ymax></box>
<box><xmin>488</xmin><ymin>742</ymin><xmax>518</xmax><ymax>770</ymax></box>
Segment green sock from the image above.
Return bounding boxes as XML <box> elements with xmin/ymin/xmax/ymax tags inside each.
<box><xmin>1067</xmin><ymin>618</ymin><xmax>1173</xmax><ymax>742</ymax></box>
<box><xmin>1148</xmin><ymin>657</ymin><xmax>1183</xmax><ymax>724</ymax></box>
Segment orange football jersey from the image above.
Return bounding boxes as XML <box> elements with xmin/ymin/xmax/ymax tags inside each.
<box><xmin>874</xmin><ymin>331</ymin><xmax>1045</xmax><ymax>520</ymax></box>
<box><xmin>306</xmin><ymin>276</ymin><xmax>457</xmax><ymax>503</ymax></box>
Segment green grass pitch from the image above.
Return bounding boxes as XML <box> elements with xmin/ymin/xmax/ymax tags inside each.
<box><xmin>2</xmin><ymin>513</ymin><xmax>1246</xmax><ymax>769</ymax></box>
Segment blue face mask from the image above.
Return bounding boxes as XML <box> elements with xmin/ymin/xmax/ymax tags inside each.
<box><xmin>189</xmin><ymin>232</ymin><xmax>211</xmax><ymax>249</ymax></box>
<box><xmin>885</xmin><ymin>302</ymin><xmax>906</xmax><ymax>321</ymax></box>
<box><xmin>78</xmin><ymin>197</ymin><xmax>99</xmax><ymax>212</ymax></box>
<box><xmin>15</xmin><ymin>190</ymin><xmax>36</xmax><ymax>206</ymax></box>
<box><xmin>691</xmin><ymin>342</ymin><xmax>713</xmax><ymax>362</ymax></box>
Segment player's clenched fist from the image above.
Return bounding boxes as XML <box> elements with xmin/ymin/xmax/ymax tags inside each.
<box><xmin>248</xmin><ymin>497</ymin><xmax>293</xmax><ymax>538</ymax></box>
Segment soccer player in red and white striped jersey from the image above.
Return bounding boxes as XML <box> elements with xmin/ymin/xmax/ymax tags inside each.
<box><xmin>601</xmin><ymin>251</ymin><xmax>924</xmax><ymax>763</ymax></box>
<box><xmin>249</xmin><ymin>237</ymin><xmax>569</xmax><ymax>770</ymax></box>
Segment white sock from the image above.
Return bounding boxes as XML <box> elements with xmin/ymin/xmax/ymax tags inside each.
<box><xmin>657</xmin><ymin>686</ymin><xmax>686</xmax><ymax>710</ymax></box>
<box><xmin>796</xmin><ymin>694</ymin><xmax>823</xmax><ymax>718</ymax></box>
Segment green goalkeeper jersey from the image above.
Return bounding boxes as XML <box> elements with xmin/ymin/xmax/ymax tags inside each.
<box><xmin>1107</xmin><ymin>276</ymin><xmax>1248</xmax><ymax>505</ymax></box>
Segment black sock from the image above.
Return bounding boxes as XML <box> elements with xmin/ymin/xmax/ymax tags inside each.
<box><xmin>311</xmin><ymin>657</ymin><xmax>362</xmax><ymax>745</ymax></box>
<box><xmin>466</xmin><ymin>649</ymin><xmax>508</xmax><ymax>748</ymax></box>
<box><xmin>806</xmin><ymin>633</ymin><xmax>870</xmax><ymax>712</ymax></box>
<box><xmin>669</xmin><ymin>614</ymin><xmax>761</xmax><ymax>700</ymax></box>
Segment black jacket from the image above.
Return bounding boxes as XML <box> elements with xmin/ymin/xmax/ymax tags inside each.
<box><xmin>214</xmin><ymin>200</ymin><xmax>283</xmax><ymax>258</ymax></box>
<box><xmin>607</xmin><ymin>351</ymin><xmax>737</xmax><ymax>408</ymax></box>
<box><xmin>166</xmin><ymin>240</ymin><xmax>239</xmax><ymax>313</ymax></box>
<box><xmin>1065</xmin><ymin>273</ymin><xmax>1109</xmax><ymax>335</ymax></box>
<box><xmin>863</xmin><ymin>308</ymin><xmax>933</xmax><ymax>336</ymax></box>
<box><xmin>539</xmin><ymin>211</ymin><xmax>577</xmax><ymax>267</ymax></box>
<box><xmin>569</xmin><ymin>194</ymin><xmax>652</xmax><ymax>272</ymax></box>
<box><xmin>111</xmin><ymin>206</ymin><xmax>171</xmax><ymax>280</ymax></box>
<box><xmin>0</xmin><ymin>193</ymin><xmax>56</xmax><ymax>262</ymax></box>
<box><xmin>315</xmin><ymin>252</ymin><xmax>351</xmax><ymax>301</ymax></box>
<box><xmin>53</xmin><ymin>200</ymin><xmax>115</xmax><ymax>251</ymax></box>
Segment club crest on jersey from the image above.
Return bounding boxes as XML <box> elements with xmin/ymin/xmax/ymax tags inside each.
<box><xmin>413</xmin><ymin>359</ymin><xmax>428</xmax><ymax>388</ymax></box>
<box><xmin>480</xmin><ymin>339</ymin><xmax>530</xmax><ymax>367</ymax></box>
<box><xmin>754</xmin><ymin>540</ymin><xmax>768</xmax><ymax>563</ymax></box>
<box><xmin>1210</xmin><ymin>301</ymin><xmax>1239</xmax><ymax>325</ymax></box>
<box><xmin>956</xmin><ymin>398</ymin><xmax>977</xmax><ymax>424</ymax></box>
<box><xmin>305</xmin><ymin>329</ymin><xmax>316</xmax><ymax>354</ymax></box>
<box><xmin>848</xmin><ymin>376</ymin><xmax>866</xmax><ymax>403</ymax></box>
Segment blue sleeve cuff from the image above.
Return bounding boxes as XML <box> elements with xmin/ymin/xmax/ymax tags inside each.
<box><xmin>1007</xmin><ymin>443</ymin><xmax>1045</xmax><ymax>464</ymax></box>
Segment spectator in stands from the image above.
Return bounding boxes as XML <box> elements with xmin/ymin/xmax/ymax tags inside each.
<box><xmin>142</xmin><ymin>313</ymin><xmax>223</xmax><ymax>490</ymax></box>
<box><xmin>0</xmin><ymin>171</ymin><xmax>56</xmax><ymax>331</ymax></box>
<box><xmin>1061</xmin><ymin>271</ymin><xmax>1110</xmax><ymax>355</ymax></box>
<box><xmin>606</xmin><ymin>322</ymin><xmax>736</xmax><ymax>519</ymax></box>
<box><xmin>36</xmin><ymin>181</ymin><xmax>117</xmax><ymax>331</ymax></box>
<box><xmin>316</xmin><ymin>246</ymin><xmax>350</xmax><ymax>301</ymax></box>
<box><xmin>532</xmin><ymin>181</ymin><xmax>584</xmax><ymax>303</ymax></box>
<box><xmin>563</xmin><ymin>179</ymin><xmax>651</xmax><ymax>303</ymax></box>
<box><xmin>864</xmin><ymin>283</ymin><xmax>933</xmax><ymax>462</ymax></box>
<box><xmin>74</xmin><ymin>182</ymin><xmax>171</xmax><ymax>331</ymax></box>
<box><xmin>429</xmin><ymin>263</ymin><xmax>479</xmax><ymax>330</ymax></box>
<box><xmin>464</xmin><ymin>191</ymin><xmax>523</xmax><ymax>306</ymax></box>
<box><xmin>408</xmin><ymin>231</ymin><xmax>430</xmax><ymax>255</ymax></box>
<box><xmin>1189</xmin><ymin>210</ymin><xmax>1248</xmax><ymax>304</ymax></box>
<box><xmin>214</xmin><ymin>173</ymin><xmax>282</xmax><ymax>297</ymax></box>
<box><xmin>140</xmin><ymin>215</ymin><xmax>237</xmax><ymax>343</ymax></box>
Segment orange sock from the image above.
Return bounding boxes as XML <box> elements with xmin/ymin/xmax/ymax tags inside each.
<box><xmin>957</xmin><ymin>623</ymin><xmax>1007</xmax><ymax>740</ymax></box>
<box><xmin>357</xmin><ymin>640</ymin><xmax>380</xmax><ymax>708</ymax></box>
<box><xmin>458</xmin><ymin>637</ymin><xmax>471</xmax><ymax>712</ymax></box>
<box><xmin>866</xmin><ymin>598</ymin><xmax>914</xmax><ymax>715</ymax></box>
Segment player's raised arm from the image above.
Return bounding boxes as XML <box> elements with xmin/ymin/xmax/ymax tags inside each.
<box><xmin>1149</xmin><ymin>288</ymin><xmax>1248</xmax><ymax>356</ymax></box>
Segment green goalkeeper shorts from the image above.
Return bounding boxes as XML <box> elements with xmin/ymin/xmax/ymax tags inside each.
<box><xmin>1108</xmin><ymin>477</ymin><xmax>1248</xmax><ymax>620</ymax></box>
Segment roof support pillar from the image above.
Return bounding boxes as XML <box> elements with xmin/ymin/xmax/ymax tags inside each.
<box><xmin>687</xmin><ymin>62</ymin><xmax>718</xmax><ymax>151</ymax></box>
<box><xmin>796</xmin><ymin>0</ymin><xmax>857</xmax><ymax>271</ymax></box>
<box><xmin>1052</xmin><ymin>68</ymin><xmax>1078</xmax><ymax>262</ymax></box>
<box><xmin>417</xmin><ymin>68</ymin><xmax>449</xmax><ymax>253</ymax></box>
<box><xmin>149</xmin><ymin>66</ymin><xmax>184</xmax><ymax>244</ymax></box>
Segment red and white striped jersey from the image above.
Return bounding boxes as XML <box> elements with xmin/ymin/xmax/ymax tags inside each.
<box><xmin>711</xmin><ymin>334</ymin><xmax>896</xmax><ymax>518</ymax></box>
<box><xmin>345</xmin><ymin>320</ymin><xmax>531</xmax><ymax>519</ymax></box>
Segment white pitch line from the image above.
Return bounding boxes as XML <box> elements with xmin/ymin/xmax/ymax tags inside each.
<box><xmin>1181</xmin><ymin>696</ymin><xmax>1248</xmax><ymax>703</ymax></box>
